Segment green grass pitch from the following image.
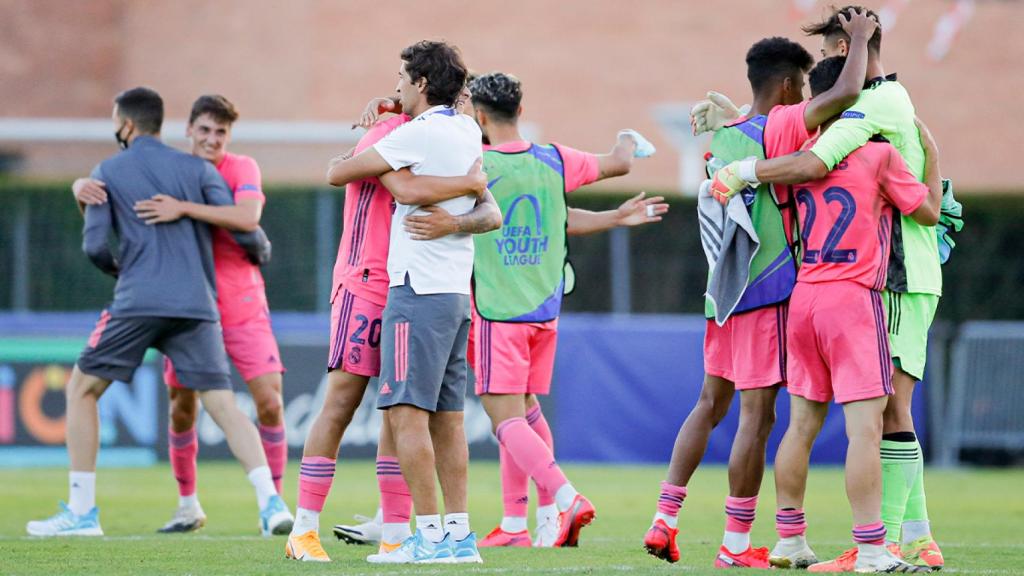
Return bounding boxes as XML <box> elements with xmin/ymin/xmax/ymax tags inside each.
<box><xmin>1</xmin><ymin>462</ymin><xmax>1021</xmax><ymax>575</ymax></box>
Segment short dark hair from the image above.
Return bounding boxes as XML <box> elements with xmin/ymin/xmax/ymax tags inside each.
<box><xmin>745</xmin><ymin>37</ymin><xmax>814</xmax><ymax>94</ymax></box>
<box><xmin>469</xmin><ymin>72</ymin><xmax>522</xmax><ymax>123</ymax></box>
<box><xmin>114</xmin><ymin>87</ymin><xmax>163</xmax><ymax>134</ymax></box>
<box><xmin>803</xmin><ymin>5</ymin><xmax>882</xmax><ymax>53</ymax></box>
<box><xmin>809</xmin><ymin>56</ymin><xmax>847</xmax><ymax>97</ymax></box>
<box><xmin>400</xmin><ymin>40</ymin><xmax>468</xmax><ymax>107</ymax></box>
<box><xmin>189</xmin><ymin>94</ymin><xmax>239</xmax><ymax>125</ymax></box>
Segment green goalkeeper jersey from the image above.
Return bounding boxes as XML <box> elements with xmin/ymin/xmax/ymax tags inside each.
<box><xmin>810</xmin><ymin>77</ymin><xmax>941</xmax><ymax>296</ymax></box>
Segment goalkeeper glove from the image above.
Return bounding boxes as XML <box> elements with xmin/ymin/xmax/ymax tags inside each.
<box><xmin>709</xmin><ymin>157</ymin><xmax>758</xmax><ymax>205</ymax></box>
<box><xmin>690</xmin><ymin>91</ymin><xmax>748</xmax><ymax>135</ymax></box>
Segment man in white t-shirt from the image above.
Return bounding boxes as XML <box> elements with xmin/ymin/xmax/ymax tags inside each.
<box><xmin>325</xmin><ymin>40</ymin><xmax>500</xmax><ymax>564</ymax></box>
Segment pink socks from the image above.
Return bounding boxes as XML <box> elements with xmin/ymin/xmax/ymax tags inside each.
<box><xmin>258</xmin><ymin>424</ymin><xmax>287</xmax><ymax>494</ymax></box>
<box><xmin>853</xmin><ymin>521</ymin><xmax>886</xmax><ymax>545</ymax></box>
<box><xmin>776</xmin><ymin>507</ymin><xmax>807</xmax><ymax>538</ymax></box>
<box><xmin>377</xmin><ymin>456</ymin><xmax>411</xmax><ymax>523</ymax></box>
<box><xmin>657</xmin><ymin>481</ymin><xmax>688</xmax><ymax>517</ymax></box>
<box><xmin>526</xmin><ymin>404</ymin><xmax>556</xmax><ymax>506</ymax></box>
<box><xmin>297</xmin><ymin>456</ymin><xmax>334</xmax><ymax>512</ymax></box>
<box><xmin>495</xmin><ymin>417</ymin><xmax>568</xmax><ymax>497</ymax></box>
<box><xmin>725</xmin><ymin>495</ymin><xmax>758</xmax><ymax>533</ymax></box>
<box><xmin>500</xmin><ymin>442</ymin><xmax>530</xmax><ymax>517</ymax></box>
<box><xmin>169</xmin><ymin>427</ymin><xmax>198</xmax><ymax>497</ymax></box>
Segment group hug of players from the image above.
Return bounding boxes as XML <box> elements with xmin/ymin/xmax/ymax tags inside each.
<box><xmin>26</xmin><ymin>4</ymin><xmax>960</xmax><ymax>573</ymax></box>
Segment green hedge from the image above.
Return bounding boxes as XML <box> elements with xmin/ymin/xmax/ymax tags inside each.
<box><xmin>1</xmin><ymin>181</ymin><xmax>1021</xmax><ymax>321</ymax></box>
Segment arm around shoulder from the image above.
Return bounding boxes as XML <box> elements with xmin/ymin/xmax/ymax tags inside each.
<box><xmin>754</xmin><ymin>150</ymin><xmax>829</xmax><ymax>184</ymax></box>
<box><xmin>326</xmin><ymin>147</ymin><xmax>393</xmax><ymax>188</ymax></box>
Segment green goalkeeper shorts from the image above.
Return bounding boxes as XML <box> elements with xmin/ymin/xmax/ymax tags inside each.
<box><xmin>883</xmin><ymin>290</ymin><xmax>939</xmax><ymax>381</ymax></box>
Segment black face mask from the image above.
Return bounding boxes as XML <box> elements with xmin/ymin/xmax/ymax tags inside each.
<box><xmin>114</xmin><ymin>122</ymin><xmax>132</xmax><ymax>150</ymax></box>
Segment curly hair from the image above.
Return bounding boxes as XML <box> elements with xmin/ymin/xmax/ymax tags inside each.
<box><xmin>803</xmin><ymin>5</ymin><xmax>882</xmax><ymax>53</ymax></box>
<box><xmin>189</xmin><ymin>94</ymin><xmax>239</xmax><ymax>125</ymax></box>
<box><xmin>745</xmin><ymin>37</ymin><xmax>814</xmax><ymax>94</ymax></box>
<box><xmin>401</xmin><ymin>40</ymin><xmax>468</xmax><ymax>107</ymax></box>
<box><xmin>468</xmin><ymin>72</ymin><xmax>522</xmax><ymax>122</ymax></box>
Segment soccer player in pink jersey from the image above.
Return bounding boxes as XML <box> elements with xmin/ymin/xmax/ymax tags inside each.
<box><xmin>73</xmin><ymin>94</ymin><xmax>294</xmax><ymax>535</ymax></box>
<box><xmin>285</xmin><ymin>83</ymin><xmax>498</xmax><ymax>561</ymax></box>
<box><xmin>773</xmin><ymin>57</ymin><xmax>939</xmax><ymax>574</ymax></box>
<box><xmin>646</xmin><ymin>12</ymin><xmax>876</xmax><ymax>569</ymax></box>
<box><xmin>452</xmin><ymin>72</ymin><xmax>664</xmax><ymax>549</ymax></box>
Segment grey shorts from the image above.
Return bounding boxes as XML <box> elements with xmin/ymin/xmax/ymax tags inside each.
<box><xmin>77</xmin><ymin>311</ymin><xmax>232</xmax><ymax>390</ymax></box>
<box><xmin>376</xmin><ymin>282</ymin><xmax>470</xmax><ymax>413</ymax></box>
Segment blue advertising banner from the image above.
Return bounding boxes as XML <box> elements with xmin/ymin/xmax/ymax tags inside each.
<box><xmin>0</xmin><ymin>312</ymin><xmax>928</xmax><ymax>467</ymax></box>
<box><xmin>551</xmin><ymin>314</ymin><xmax>928</xmax><ymax>464</ymax></box>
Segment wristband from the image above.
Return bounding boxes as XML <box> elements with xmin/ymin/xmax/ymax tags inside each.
<box><xmin>737</xmin><ymin>157</ymin><xmax>759</xmax><ymax>185</ymax></box>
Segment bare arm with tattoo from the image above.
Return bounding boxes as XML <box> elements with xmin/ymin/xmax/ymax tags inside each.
<box><xmin>402</xmin><ymin>189</ymin><xmax>502</xmax><ymax>240</ymax></box>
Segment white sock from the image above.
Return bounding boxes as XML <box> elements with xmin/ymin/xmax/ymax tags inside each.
<box><xmin>857</xmin><ymin>542</ymin><xmax>886</xmax><ymax>561</ymax></box>
<box><xmin>537</xmin><ymin>504</ymin><xmax>558</xmax><ymax>524</ymax></box>
<box><xmin>68</xmin><ymin>471</ymin><xmax>96</xmax><ymax>516</ymax></box>
<box><xmin>416</xmin><ymin>514</ymin><xmax>444</xmax><ymax>543</ymax></box>
<box><xmin>373</xmin><ymin>507</ymin><xmax>383</xmax><ymax>524</ymax></box>
<box><xmin>723</xmin><ymin>530</ymin><xmax>750</xmax><ymax>554</ymax></box>
<box><xmin>554</xmin><ymin>483</ymin><xmax>579</xmax><ymax>511</ymax></box>
<box><xmin>901</xmin><ymin>520</ymin><xmax>931</xmax><ymax>543</ymax></box>
<box><xmin>292</xmin><ymin>507</ymin><xmax>319</xmax><ymax>536</ymax></box>
<box><xmin>778</xmin><ymin>534</ymin><xmax>806</xmax><ymax>548</ymax></box>
<box><xmin>444</xmin><ymin>512</ymin><xmax>470</xmax><ymax>541</ymax></box>
<box><xmin>179</xmin><ymin>494</ymin><xmax>199</xmax><ymax>509</ymax></box>
<box><xmin>654</xmin><ymin>511</ymin><xmax>678</xmax><ymax>529</ymax></box>
<box><xmin>383</xmin><ymin>522</ymin><xmax>412</xmax><ymax>544</ymax></box>
<box><xmin>500</xmin><ymin>516</ymin><xmax>527</xmax><ymax>533</ymax></box>
<box><xmin>247</xmin><ymin>466</ymin><xmax>276</xmax><ymax>509</ymax></box>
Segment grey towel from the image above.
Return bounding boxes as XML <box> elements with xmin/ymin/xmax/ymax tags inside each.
<box><xmin>697</xmin><ymin>180</ymin><xmax>761</xmax><ymax>326</ymax></box>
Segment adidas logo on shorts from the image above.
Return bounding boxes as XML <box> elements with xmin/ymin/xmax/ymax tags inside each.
<box><xmin>380</xmin><ymin>382</ymin><xmax>392</xmax><ymax>395</ymax></box>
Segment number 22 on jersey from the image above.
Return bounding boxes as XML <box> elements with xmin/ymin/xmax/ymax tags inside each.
<box><xmin>796</xmin><ymin>186</ymin><xmax>859</xmax><ymax>265</ymax></box>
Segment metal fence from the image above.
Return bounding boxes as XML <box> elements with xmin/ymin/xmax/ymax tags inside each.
<box><xmin>0</xmin><ymin>186</ymin><xmax>669</xmax><ymax>315</ymax></box>
<box><xmin>940</xmin><ymin>321</ymin><xmax>1024</xmax><ymax>465</ymax></box>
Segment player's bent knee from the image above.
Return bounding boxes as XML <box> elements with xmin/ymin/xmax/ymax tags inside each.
<box><xmin>254</xmin><ymin>393</ymin><xmax>283</xmax><ymax>425</ymax></box>
<box><xmin>169</xmin><ymin>408</ymin><xmax>197</xmax><ymax>433</ymax></box>
<box><xmin>693</xmin><ymin>393</ymin><xmax>728</xmax><ymax>425</ymax></box>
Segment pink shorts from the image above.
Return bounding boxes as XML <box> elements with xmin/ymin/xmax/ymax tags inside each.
<box><xmin>470</xmin><ymin>311</ymin><xmax>558</xmax><ymax>396</ymax></box>
<box><xmin>786</xmin><ymin>281</ymin><xmax>893</xmax><ymax>404</ymax></box>
<box><xmin>165</xmin><ymin>314</ymin><xmax>283</xmax><ymax>388</ymax></box>
<box><xmin>704</xmin><ymin>304</ymin><xmax>787</xmax><ymax>390</ymax></box>
<box><xmin>328</xmin><ymin>287</ymin><xmax>384</xmax><ymax>377</ymax></box>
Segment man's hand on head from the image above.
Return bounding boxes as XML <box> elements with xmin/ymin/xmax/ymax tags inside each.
<box><xmin>134</xmin><ymin>194</ymin><xmax>187</xmax><ymax>225</ymax></box>
<box><xmin>839</xmin><ymin>6</ymin><xmax>879</xmax><ymax>41</ymax></box>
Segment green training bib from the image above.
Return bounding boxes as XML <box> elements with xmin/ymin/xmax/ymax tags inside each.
<box><xmin>473</xmin><ymin>144</ymin><xmax>569</xmax><ymax>322</ymax></box>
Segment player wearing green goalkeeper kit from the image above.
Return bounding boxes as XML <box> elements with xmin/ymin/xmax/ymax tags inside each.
<box><xmin>706</xmin><ymin>5</ymin><xmax>944</xmax><ymax>570</ymax></box>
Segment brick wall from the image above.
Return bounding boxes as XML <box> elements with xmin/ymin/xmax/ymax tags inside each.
<box><xmin>1</xmin><ymin>0</ymin><xmax>1021</xmax><ymax>192</ymax></box>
